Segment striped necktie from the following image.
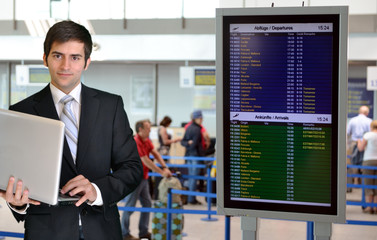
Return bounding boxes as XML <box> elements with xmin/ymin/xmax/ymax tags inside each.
<box><xmin>60</xmin><ymin>95</ymin><xmax>78</xmax><ymax>162</ymax></box>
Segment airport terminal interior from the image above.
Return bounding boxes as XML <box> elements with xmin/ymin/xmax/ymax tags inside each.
<box><xmin>2</xmin><ymin>0</ymin><xmax>377</xmax><ymax>239</ymax></box>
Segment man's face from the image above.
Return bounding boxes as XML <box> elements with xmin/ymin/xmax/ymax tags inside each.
<box><xmin>194</xmin><ymin>117</ymin><xmax>203</xmax><ymax>125</ymax></box>
<box><xmin>44</xmin><ymin>40</ymin><xmax>90</xmax><ymax>94</ymax></box>
<box><xmin>140</xmin><ymin>121</ymin><xmax>151</xmax><ymax>139</ymax></box>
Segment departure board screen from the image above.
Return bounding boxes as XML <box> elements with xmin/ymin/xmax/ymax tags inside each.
<box><xmin>222</xmin><ymin>14</ymin><xmax>340</xmax><ymax>215</ymax></box>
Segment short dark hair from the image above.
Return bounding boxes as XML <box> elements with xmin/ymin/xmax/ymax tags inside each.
<box><xmin>44</xmin><ymin>20</ymin><xmax>92</xmax><ymax>66</ymax></box>
<box><xmin>135</xmin><ymin>119</ymin><xmax>151</xmax><ymax>133</ymax></box>
<box><xmin>159</xmin><ymin>116</ymin><xmax>172</xmax><ymax>127</ymax></box>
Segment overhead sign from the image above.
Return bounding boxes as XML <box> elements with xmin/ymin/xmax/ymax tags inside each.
<box><xmin>367</xmin><ymin>66</ymin><xmax>377</xmax><ymax>91</ymax></box>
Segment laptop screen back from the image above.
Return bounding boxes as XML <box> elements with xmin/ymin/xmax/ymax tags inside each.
<box><xmin>0</xmin><ymin>109</ymin><xmax>65</xmax><ymax>205</ymax></box>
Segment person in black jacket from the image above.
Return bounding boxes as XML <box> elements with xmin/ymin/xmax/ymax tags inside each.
<box><xmin>181</xmin><ymin>110</ymin><xmax>205</xmax><ymax>204</ymax></box>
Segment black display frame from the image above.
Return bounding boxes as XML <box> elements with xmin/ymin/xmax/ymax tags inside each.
<box><xmin>216</xmin><ymin>6</ymin><xmax>348</xmax><ymax>223</ymax></box>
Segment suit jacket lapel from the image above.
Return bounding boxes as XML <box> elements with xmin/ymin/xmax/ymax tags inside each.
<box><xmin>33</xmin><ymin>85</ymin><xmax>59</xmax><ymax>120</ymax></box>
<box><xmin>76</xmin><ymin>84</ymin><xmax>99</xmax><ymax>170</ymax></box>
<box><xmin>33</xmin><ymin>85</ymin><xmax>78</xmax><ymax>174</ymax></box>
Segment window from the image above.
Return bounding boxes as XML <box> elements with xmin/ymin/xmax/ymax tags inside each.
<box><xmin>4</xmin><ymin>0</ymin><xmax>218</xmax><ymax>20</ymax></box>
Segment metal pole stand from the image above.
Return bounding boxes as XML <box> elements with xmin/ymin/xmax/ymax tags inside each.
<box><xmin>314</xmin><ymin>222</ymin><xmax>332</xmax><ymax>240</ymax></box>
<box><xmin>225</xmin><ymin>216</ymin><xmax>231</xmax><ymax>240</ymax></box>
<box><xmin>201</xmin><ymin>166</ymin><xmax>218</xmax><ymax>221</ymax></box>
<box><xmin>241</xmin><ymin>216</ymin><xmax>258</xmax><ymax>240</ymax></box>
<box><xmin>307</xmin><ymin>221</ymin><xmax>314</xmax><ymax>240</ymax></box>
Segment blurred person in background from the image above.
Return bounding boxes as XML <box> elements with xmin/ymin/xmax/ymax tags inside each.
<box><xmin>181</xmin><ymin>110</ymin><xmax>205</xmax><ymax>205</ymax></box>
<box><xmin>358</xmin><ymin>120</ymin><xmax>377</xmax><ymax>214</ymax></box>
<box><xmin>158</xmin><ymin>116</ymin><xmax>182</xmax><ymax>156</ymax></box>
<box><xmin>152</xmin><ymin>116</ymin><xmax>182</xmax><ymax>200</ymax></box>
<box><xmin>121</xmin><ymin>119</ymin><xmax>172</xmax><ymax>240</ymax></box>
<box><xmin>347</xmin><ymin>106</ymin><xmax>372</xmax><ymax>189</ymax></box>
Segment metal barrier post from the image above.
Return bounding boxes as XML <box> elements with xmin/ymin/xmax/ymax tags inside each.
<box><xmin>201</xmin><ymin>166</ymin><xmax>218</xmax><ymax>221</ymax></box>
<box><xmin>361</xmin><ymin>177</ymin><xmax>366</xmax><ymax>208</ymax></box>
<box><xmin>306</xmin><ymin>221</ymin><xmax>314</xmax><ymax>240</ymax></box>
<box><xmin>167</xmin><ymin>188</ymin><xmax>173</xmax><ymax>240</ymax></box>
<box><xmin>225</xmin><ymin>216</ymin><xmax>231</xmax><ymax>240</ymax></box>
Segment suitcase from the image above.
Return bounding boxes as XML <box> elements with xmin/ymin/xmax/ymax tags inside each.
<box><xmin>152</xmin><ymin>177</ymin><xmax>184</xmax><ymax>240</ymax></box>
<box><xmin>152</xmin><ymin>201</ymin><xmax>183</xmax><ymax>240</ymax></box>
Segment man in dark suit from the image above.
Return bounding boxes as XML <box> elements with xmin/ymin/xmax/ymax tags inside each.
<box><xmin>0</xmin><ymin>21</ymin><xmax>143</xmax><ymax>240</ymax></box>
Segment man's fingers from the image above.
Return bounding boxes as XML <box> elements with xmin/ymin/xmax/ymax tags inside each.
<box><xmin>68</xmin><ymin>185</ymin><xmax>85</xmax><ymax>197</ymax></box>
<box><xmin>75</xmin><ymin>186</ymin><xmax>96</xmax><ymax>207</ymax></box>
<box><xmin>61</xmin><ymin>175</ymin><xmax>97</xmax><ymax>206</ymax></box>
<box><xmin>2</xmin><ymin>178</ymin><xmax>38</xmax><ymax>207</ymax></box>
<box><xmin>68</xmin><ymin>178</ymin><xmax>92</xmax><ymax>197</ymax></box>
<box><xmin>21</xmin><ymin>190</ymin><xmax>40</xmax><ymax>205</ymax></box>
<box><xmin>6</xmin><ymin>177</ymin><xmax>14</xmax><ymax>191</ymax></box>
<box><xmin>21</xmin><ymin>189</ymin><xmax>40</xmax><ymax>205</ymax></box>
<box><xmin>29</xmin><ymin>200</ymin><xmax>41</xmax><ymax>205</ymax></box>
<box><xmin>27</xmin><ymin>197</ymin><xmax>41</xmax><ymax>206</ymax></box>
<box><xmin>20</xmin><ymin>189</ymin><xmax>29</xmax><ymax>202</ymax></box>
<box><xmin>14</xmin><ymin>180</ymin><xmax>23</xmax><ymax>200</ymax></box>
<box><xmin>61</xmin><ymin>175</ymin><xmax>85</xmax><ymax>194</ymax></box>
<box><xmin>5</xmin><ymin>177</ymin><xmax>15</xmax><ymax>199</ymax></box>
<box><xmin>75</xmin><ymin>196</ymin><xmax>88</xmax><ymax>207</ymax></box>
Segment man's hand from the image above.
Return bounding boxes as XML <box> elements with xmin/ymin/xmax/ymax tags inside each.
<box><xmin>1</xmin><ymin>177</ymin><xmax>40</xmax><ymax>208</ymax></box>
<box><xmin>60</xmin><ymin>175</ymin><xmax>97</xmax><ymax>207</ymax></box>
<box><xmin>162</xmin><ymin>168</ymin><xmax>172</xmax><ymax>178</ymax></box>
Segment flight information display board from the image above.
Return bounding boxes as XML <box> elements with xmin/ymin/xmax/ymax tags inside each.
<box><xmin>216</xmin><ymin>7</ymin><xmax>348</xmax><ymax>223</ymax></box>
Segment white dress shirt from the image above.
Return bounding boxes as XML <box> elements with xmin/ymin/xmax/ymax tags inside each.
<box><xmin>50</xmin><ymin>83</ymin><xmax>103</xmax><ymax>207</ymax></box>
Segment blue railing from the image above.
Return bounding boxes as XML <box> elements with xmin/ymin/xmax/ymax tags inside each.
<box><xmin>2</xmin><ymin>161</ymin><xmax>377</xmax><ymax>240</ymax></box>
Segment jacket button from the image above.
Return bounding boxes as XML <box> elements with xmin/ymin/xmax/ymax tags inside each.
<box><xmin>81</xmin><ymin>209</ymin><xmax>88</xmax><ymax>216</ymax></box>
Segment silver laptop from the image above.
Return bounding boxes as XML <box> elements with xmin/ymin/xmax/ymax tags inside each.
<box><xmin>0</xmin><ymin>108</ymin><xmax>78</xmax><ymax>205</ymax></box>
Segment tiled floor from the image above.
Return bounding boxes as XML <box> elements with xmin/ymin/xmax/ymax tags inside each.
<box><xmin>1</xmin><ymin>188</ymin><xmax>377</xmax><ymax>240</ymax></box>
